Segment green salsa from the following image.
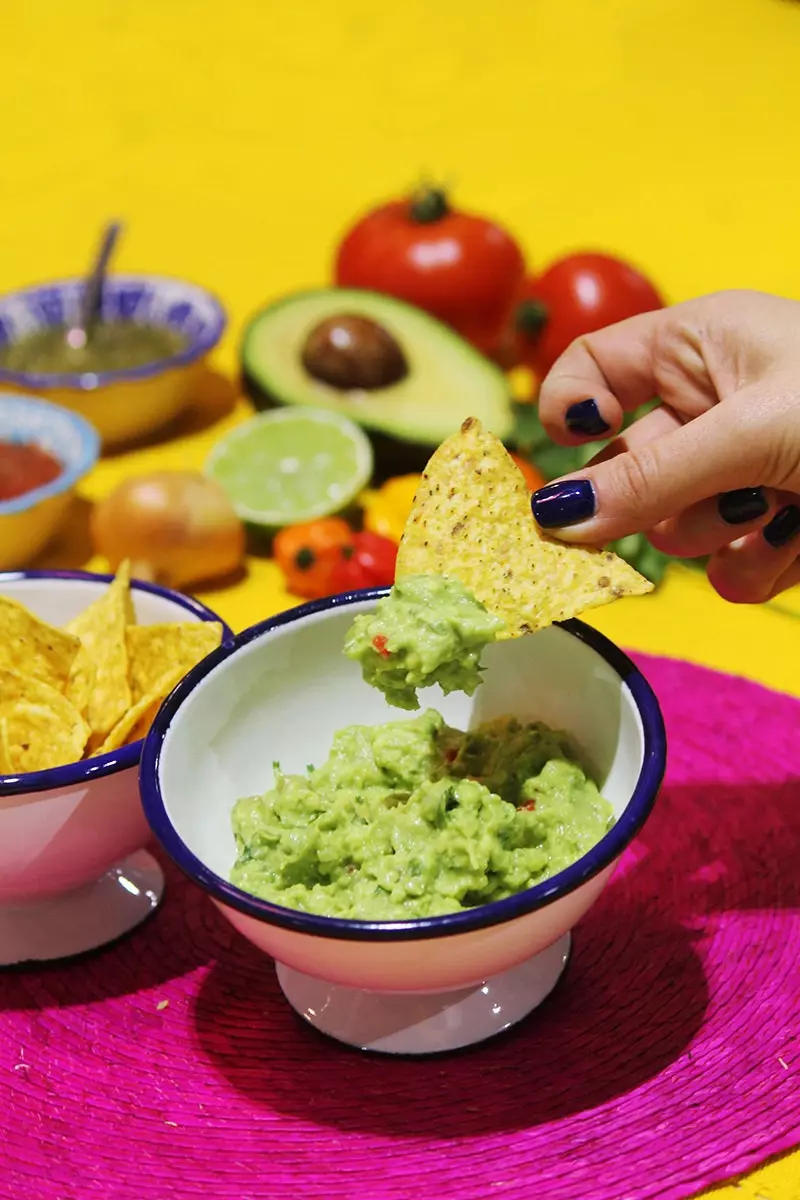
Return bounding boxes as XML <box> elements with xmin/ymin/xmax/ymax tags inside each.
<box><xmin>343</xmin><ymin>574</ymin><xmax>506</xmax><ymax>710</ymax></box>
<box><xmin>230</xmin><ymin>709</ymin><xmax>614</xmax><ymax>921</ymax></box>
<box><xmin>0</xmin><ymin>322</ymin><xmax>188</xmax><ymax>374</ymax></box>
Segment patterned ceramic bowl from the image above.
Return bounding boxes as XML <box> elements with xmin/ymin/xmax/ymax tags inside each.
<box><xmin>0</xmin><ymin>570</ymin><xmax>232</xmax><ymax>967</ymax></box>
<box><xmin>0</xmin><ymin>393</ymin><xmax>100</xmax><ymax>570</ymax></box>
<box><xmin>0</xmin><ymin>275</ymin><xmax>226</xmax><ymax>447</ymax></box>
<box><xmin>141</xmin><ymin>590</ymin><xmax>667</xmax><ymax>1055</ymax></box>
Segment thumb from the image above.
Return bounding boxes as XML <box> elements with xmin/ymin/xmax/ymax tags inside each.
<box><xmin>531</xmin><ymin>389</ymin><xmax>773</xmax><ymax>543</ymax></box>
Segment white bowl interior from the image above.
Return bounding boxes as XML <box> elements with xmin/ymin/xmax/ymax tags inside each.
<box><xmin>2</xmin><ymin>574</ymin><xmax>202</xmax><ymax>627</ymax></box>
<box><xmin>159</xmin><ymin>600</ymin><xmax>645</xmax><ymax>885</ymax></box>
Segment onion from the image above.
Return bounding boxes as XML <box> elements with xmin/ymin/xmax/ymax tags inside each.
<box><xmin>90</xmin><ymin>470</ymin><xmax>245</xmax><ymax>589</ymax></box>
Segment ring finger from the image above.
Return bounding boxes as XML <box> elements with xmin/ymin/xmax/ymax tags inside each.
<box><xmin>647</xmin><ymin>487</ymin><xmax>779</xmax><ymax>558</ymax></box>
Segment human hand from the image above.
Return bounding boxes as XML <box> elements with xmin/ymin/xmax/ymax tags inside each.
<box><xmin>530</xmin><ymin>289</ymin><xmax>800</xmax><ymax>602</ymax></box>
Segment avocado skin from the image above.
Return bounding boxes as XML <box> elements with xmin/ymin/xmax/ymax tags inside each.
<box><xmin>242</xmin><ymin>367</ymin><xmax>454</xmax><ymax>482</ymax></box>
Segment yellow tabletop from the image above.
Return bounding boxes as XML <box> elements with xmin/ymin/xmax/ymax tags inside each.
<box><xmin>3</xmin><ymin>1</ymin><xmax>800</xmax><ymax>1194</ymax></box>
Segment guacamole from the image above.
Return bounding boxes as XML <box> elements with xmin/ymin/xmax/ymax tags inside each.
<box><xmin>230</xmin><ymin>709</ymin><xmax>614</xmax><ymax>921</ymax></box>
<box><xmin>343</xmin><ymin>574</ymin><xmax>506</xmax><ymax>710</ymax></box>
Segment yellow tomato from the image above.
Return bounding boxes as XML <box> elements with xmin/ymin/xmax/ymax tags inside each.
<box><xmin>362</xmin><ymin>474</ymin><xmax>421</xmax><ymax>543</ymax></box>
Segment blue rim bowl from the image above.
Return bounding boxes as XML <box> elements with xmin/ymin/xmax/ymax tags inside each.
<box><xmin>0</xmin><ymin>393</ymin><xmax>100</xmax><ymax>516</ymax></box>
<box><xmin>140</xmin><ymin>587</ymin><xmax>667</xmax><ymax>943</ymax></box>
<box><xmin>0</xmin><ymin>569</ymin><xmax>234</xmax><ymax>798</ymax></box>
<box><xmin>0</xmin><ymin>274</ymin><xmax>226</xmax><ymax>392</ymax></box>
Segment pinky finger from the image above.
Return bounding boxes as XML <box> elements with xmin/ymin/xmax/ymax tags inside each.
<box><xmin>707</xmin><ymin>502</ymin><xmax>800</xmax><ymax>604</ymax></box>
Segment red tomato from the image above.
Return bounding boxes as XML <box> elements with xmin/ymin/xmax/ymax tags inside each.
<box><xmin>335</xmin><ymin>189</ymin><xmax>526</xmax><ymax>354</ymax></box>
<box><xmin>327</xmin><ymin>531</ymin><xmax>398</xmax><ymax>594</ymax></box>
<box><xmin>514</xmin><ymin>253</ymin><xmax>664</xmax><ymax>377</ymax></box>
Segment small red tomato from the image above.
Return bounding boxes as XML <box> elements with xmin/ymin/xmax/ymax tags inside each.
<box><xmin>514</xmin><ymin>253</ymin><xmax>664</xmax><ymax>377</ymax></box>
<box><xmin>328</xmin><ymin>531</ymin><xmax>398</xmax><ymax>593</ymax></box>
<box><xmin>273</xmin><ymin>517</ymin><xmax>353</xmax><ymax>599</ymax></box>
<box><xmin>335</xmin><ymin>188</ymin><xmax>526</xmax><ymax>354</ymax></box>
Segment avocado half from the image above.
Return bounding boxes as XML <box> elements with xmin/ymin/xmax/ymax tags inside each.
<box><xmin>240</xmin><ymin>288</ymin><xmax>513</xmax><ymax>478</ymax></box>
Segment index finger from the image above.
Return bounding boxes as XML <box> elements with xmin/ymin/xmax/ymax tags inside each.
<box><xmin>537</xmin><ymin>306</ymin><xmax>709</xmax><ymax>446</ymax></box>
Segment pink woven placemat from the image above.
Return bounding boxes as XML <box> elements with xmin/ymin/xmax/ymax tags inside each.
<box><xmin>3</xmin><ymin>653</ymin><xmax>800</xmax><ymax>1200</ymax></box>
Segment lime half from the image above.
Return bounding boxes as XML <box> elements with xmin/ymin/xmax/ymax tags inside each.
<box><xmin>205</xmin><ymin>408</ymin><xmax>374</xmax><ymax>527</ymax></box>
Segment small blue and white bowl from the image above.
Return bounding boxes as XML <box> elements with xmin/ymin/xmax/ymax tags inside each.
<box><xmin>0</xmin><ymin>275</ymin><xmax>226</xmax><ymax>447</ymax></box>
<box><xmin>0</xmin><ymin>393</ymin><xmax>100</xmax><ymax>570</ymax></box>
<box><xmin>141</xmin><ymin>590</ymin><xmax>667</xmax><ymax>1055</ymax></box>
<box><xmin>0</xmin><ymin>570</ymin><xmax>232</xmax><ymax>966</ymax></box>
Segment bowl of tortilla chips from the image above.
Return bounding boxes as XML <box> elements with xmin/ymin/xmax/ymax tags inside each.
<box><xmin>140</xmin><ymin>418</ymin><xmax>666</xmax><ymax>1055</ymax></box>
<box><xmin>0</xmin><ymin>563</ymin><xmax>231</xmax><ymax>965</ymax></box>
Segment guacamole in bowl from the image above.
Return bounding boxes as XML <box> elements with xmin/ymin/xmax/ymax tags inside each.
<box><xmin>231</xmin><ymin>709</ymin><xmax>614</xmax><ymax>921</ymax></box>
<box><xmin>230</xmin><ymin>571</ymin><xmax>617</xmax><ymax>923</ymax></box>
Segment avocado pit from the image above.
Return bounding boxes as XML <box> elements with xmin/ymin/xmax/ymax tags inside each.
<box><xmin>301</xmin><ymin>313</ymin><xmax>408</xmax><ymax>391</ymax></box>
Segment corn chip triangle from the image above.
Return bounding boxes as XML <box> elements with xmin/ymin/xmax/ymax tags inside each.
<box><xmin>395</xmin><ymin>417</ymin><xmax>653</xmax><ymax>637</ymax></box>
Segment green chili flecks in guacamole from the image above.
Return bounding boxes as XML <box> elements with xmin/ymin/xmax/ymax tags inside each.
<box><xmin>0</xmin><ymin>322</ymin><xmax>188</xmax><ymax>375</ymax></box>
<box><xmin>343</xmin><ymin>574</ymin><xmax>506</xmax><ymax>710</ymax></box>
<box><xmin>230</xmin><ymin>709</ymin><xmax>614</xmax><ymax>921</ymax></box>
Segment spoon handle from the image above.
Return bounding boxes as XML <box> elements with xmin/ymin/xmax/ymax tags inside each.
<box><xmin>78</xmin><ymin>220</ymin><xmax>122</xmax><ymax>333</ymax></box>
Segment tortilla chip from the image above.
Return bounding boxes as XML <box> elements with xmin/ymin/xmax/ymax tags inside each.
<box><xmin>395</xmin><ymin>417</ymin><xmax>652</xmax><ymax>637</ymax></box>
<box><xmin>0</xmin><ymin>718</ymin><xmax>13</xmax><ymax>774</ymax></box>
<box><xmin>93</xmin><ymin>665</ymin><xmax>184</xmax><ymax>756</ymax></box>
<box><xmin>125</xmin><ymin>694</ymin><xmax>167</xmax><ymax>745</ymax></box>
<box><xmin>0</xmin><ymin>596</ymin><xmax>81</xmax><ymax>693</ymax></box>
<box><xmin>66</xmin><ymin>561</ymin><xmax>133</xmax><ymax>738</ymax></box>
<box><xmin>125</xmin><ymin>622</ymin><xmax>223</xmax><ymax>706</ymax></box>
<box><xmin>0</xmin><ymin>668</ymin><xmax>89</xmax><ymax>772</ymax></box>
<box><xmin>65</xmin><ymin>653</ymin><xmax>97</xmax><ymax>721</ymax></box>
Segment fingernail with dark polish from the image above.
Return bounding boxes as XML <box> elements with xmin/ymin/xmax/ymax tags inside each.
<box><xmin>763</xmin><ymin>504</ymin><xmax>800</xmax><ymax>548</ymax></box>
<box><xmin>532</xmin><ymin>479</ymin><xmax>597</xmax><ymax>528</ymax></box>
<box><xmin>565</xmin><ymin>398</ymin><xmax>611</xmax><ymax>438</ymax></box>
<box><xmin>718</xmin><ymin>487</ymin><xmax>769</xmax><ymax>525</ymax></box>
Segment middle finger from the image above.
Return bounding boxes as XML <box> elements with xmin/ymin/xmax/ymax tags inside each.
<box><xmin>648</xmin><ymin>487</ymin><xmax>778</xmax><ymax>558</ymax></box>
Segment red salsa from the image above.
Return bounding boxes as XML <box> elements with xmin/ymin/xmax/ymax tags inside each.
<box><xmin>0</xmin><ymin>440</ymin><xmax>63</xmax><ymax>502</ymax></box>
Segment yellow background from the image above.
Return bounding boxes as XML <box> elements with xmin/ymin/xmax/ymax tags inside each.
<box><xmin>2</xmin><ymin>1</ymin><xmax>800</xmax><ymax>1194</ymax></box>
